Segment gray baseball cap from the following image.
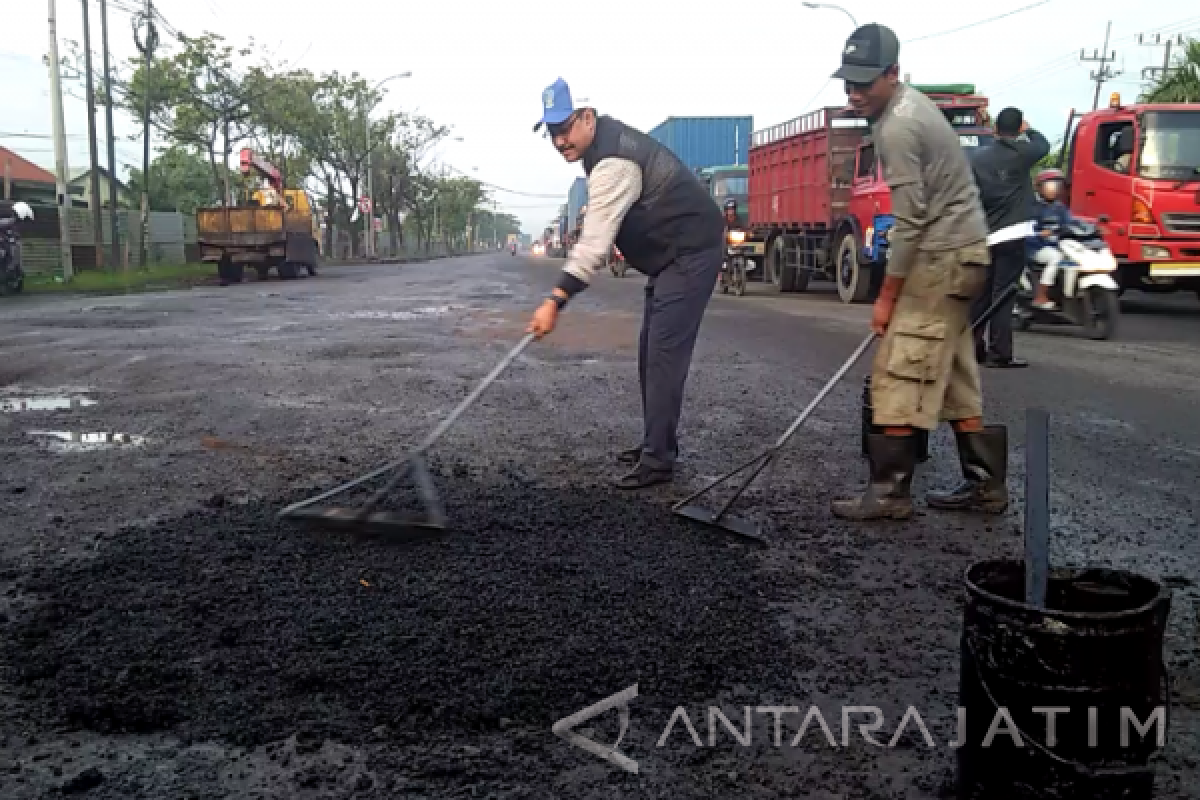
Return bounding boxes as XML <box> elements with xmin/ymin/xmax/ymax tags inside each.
<box><xmin>832</xmin><ymin>24</ymin><xmax>900</xmax><ymax>84</ymax></box>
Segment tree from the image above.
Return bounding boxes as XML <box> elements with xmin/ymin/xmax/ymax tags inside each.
<box><xmin>120</xmin><ymin>33</ymin><xmax>269</xmax><ymax>205</ymax></box>
<box><xmin>1144</xmin><ymin>38</ymin><xmax>1200</xmax><ymax>103</ymax></box>
<box><xmin>126</xmin><ymin>145</ymin><xmax>233</xmax><ymax>213</ymax></box>
<box><xmin>371</xmin><ymin>112</ymin><xmax>448</xmax><ymax>253</ymax></box>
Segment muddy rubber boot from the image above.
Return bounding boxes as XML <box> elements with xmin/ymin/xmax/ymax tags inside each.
<box><xmin>831</xmin><ymin>434</ymin><xmax>916</xmax><ymax>521</ymax></box>
<box><xmin>925</xmin><ymin>426</ymin><xmax>1009</xmax><ymax>514</ymax></box>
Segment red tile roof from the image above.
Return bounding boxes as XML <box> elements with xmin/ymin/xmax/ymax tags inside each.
<box><xmin>0</xmin><ymin>146</ymin><xmax>57</xmax><ymax>185</ymax></box>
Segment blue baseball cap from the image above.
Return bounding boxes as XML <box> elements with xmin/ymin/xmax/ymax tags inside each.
<box><xmin>533</xmin><ymin>77</ymin><xmax>575</xmax><ymax>133</ymax></box>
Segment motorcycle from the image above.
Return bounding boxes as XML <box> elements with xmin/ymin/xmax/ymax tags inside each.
<box><xmin>0</xmin><ymin>201</ymin><xmax>33</xmax><ymax>296</ymax></box>
<box><xmin>718</xmin><ymin>229</ymin><xmax>754</xmax><ymax>296</ymax></box>
<box><xmin>608</xmin><ymin>245</ymin><xmax>628</xmax><ymax>278</ymax></box>
<box><xmin>1013</xmin><ymin>218</ymin><xmax>1121</xmax><ymax>340</ymax></box>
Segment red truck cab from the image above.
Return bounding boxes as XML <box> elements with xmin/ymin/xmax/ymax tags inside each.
<box><xmin>1060</xmin><ymin>95</ymin><xmax>1200</xmax><ymax>297</ymax></box>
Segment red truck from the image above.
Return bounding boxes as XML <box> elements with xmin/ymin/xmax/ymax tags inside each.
<box><xmin>1057</xmin><ymin>94</ymin><xmax>1200</xmax><ymax>298</ymax></box>
<box><xmin>747</xmin><ymin>84</ymin><xmax>994</xmax><ymax>303</ymax></box>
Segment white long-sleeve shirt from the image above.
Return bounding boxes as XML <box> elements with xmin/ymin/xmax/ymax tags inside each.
<box><xmin>560</xmin><ymin>158</ymin><xmax>642</xmax><ymax>288</ymax></box>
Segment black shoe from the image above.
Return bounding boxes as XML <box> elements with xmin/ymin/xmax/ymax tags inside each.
<box><xmin>985</xmin><ymin>356</ymin><xmax>1028</xmax><ymax>369</ymax></box>
<box><xmin>615</xmin><ymin>463</ymin><xmax>673</xmax><ymax>490</ymax></box>
<box><xmin>831</xmin><ymin>434</ymin><xmax>917</xmax><ymax>521</ymax></box>
<box><xmin>617</xmin><ymin>446</ymin><xmax>642</xmax><ymax>466</ymax></box>
<box><xmin>925</xmin><ymin>426</ymin><xmax>1009</xmax><ymax>514</ymax></box>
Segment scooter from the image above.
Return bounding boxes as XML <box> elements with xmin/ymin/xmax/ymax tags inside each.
<box><xmin>1013</xmin><ymin>219</ymin><xmax>1121</xmax><ymax>340</ymax></box>
<box><xmin>718</xmin><ymin>229</ymin><xmax>754</xmax><ymax>296</ymax></box>
<box><xmin>609</xmin><ymin>245</ymin><xmax>628</xmax><ymax>278</ymax></box>
<box><xmin>0</xmin><ymin>201</ymin><xmax>33</xmax><ymax>296</ymax></box>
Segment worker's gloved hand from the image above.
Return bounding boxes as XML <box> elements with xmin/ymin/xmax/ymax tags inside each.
<box><xmin>527</xmin><ymin>299</ymin><xmax>559</xmax><ymax>339</ymax></box>
<box><xmin>871</xmin><ymin>275</ymin><xmax>905</xmax><ymax>335</ymax></box>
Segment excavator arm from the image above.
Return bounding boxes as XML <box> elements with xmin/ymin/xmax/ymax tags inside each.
<box><xmin>239</xmin><ymin>148</ymin><xmax>283</xmax><ymax>191</ymax></box>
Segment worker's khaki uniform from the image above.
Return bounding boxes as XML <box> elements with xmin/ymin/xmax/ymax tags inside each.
<box><xmin>871</xmin><ymin>242</ymin><xmax>990</xmax><ymax>431</ymax></box>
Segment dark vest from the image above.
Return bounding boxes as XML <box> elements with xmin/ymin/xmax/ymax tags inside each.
<box><xmin>582</xmin><ymin>116</ymin><xmax>723</xmax><ymax>274</ymax></box>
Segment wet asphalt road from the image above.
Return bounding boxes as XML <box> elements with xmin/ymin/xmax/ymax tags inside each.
<box><xmin>0</xmin><ymin>253</ymin><xmax>1197</xmax><ymax>798</ymax></box>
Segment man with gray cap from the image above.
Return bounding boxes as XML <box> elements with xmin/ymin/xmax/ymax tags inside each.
<box><xmin>828</xmin><ymin>24</ymin><xmax>1011</xmax><ymax>521</ymax></box>
<box><xmin>526</xmin><ymin>78</ymin><xmax>726</xmax><ymax>489</ymax></box>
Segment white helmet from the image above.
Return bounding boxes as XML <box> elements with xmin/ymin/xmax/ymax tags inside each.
<box><xmin>12</xmin><ymin>201</ymin><xmax>34</xmax><ymax>220</ymax></box>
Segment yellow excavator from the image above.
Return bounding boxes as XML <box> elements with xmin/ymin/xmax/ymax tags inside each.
<box><xmin>196</xmin><ymin>149</ymin><xmax>321</xmax><ymax>285</ymax></box>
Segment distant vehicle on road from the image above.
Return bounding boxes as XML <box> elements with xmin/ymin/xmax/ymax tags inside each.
<box><xmin>747</xmin><ymin>84</ymin><xmax>994</xmax><ymax>303</ymax></box>
<box><xmin>197</xmin><ymin>149</ymin><xmax>320</xmax><ymax>286</ymax></box>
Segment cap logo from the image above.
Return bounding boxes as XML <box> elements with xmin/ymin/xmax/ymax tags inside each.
<box><xmin>543</xmin><ymin>88</ymin><xmax>556</xmax><ymax>109</ymax></box>
<box><xmin>843</xmin><ymin>38</ymin><xmax>873</xmax><ymax>63</ymax></box>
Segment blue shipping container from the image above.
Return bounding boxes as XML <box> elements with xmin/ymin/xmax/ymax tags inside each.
<box><xmin>567</xmin><ymin>177</ymin><xmax>588</xmax><ymax>229</ymax></box>
<box><xmin>647</xmin><ymin>116</ymin><xmax>754</xmax><ymax>172</ymax></box>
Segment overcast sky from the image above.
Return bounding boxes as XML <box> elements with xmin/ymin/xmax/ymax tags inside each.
<box><xmin>4</xmin><ymin>0</ymin><xmax>1197</xmax><ymax>233</ymax></box>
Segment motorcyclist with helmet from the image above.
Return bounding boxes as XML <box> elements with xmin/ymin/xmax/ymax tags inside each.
<box><xmin>1029</xmin><ymin>169</ymin><xmax>1078</xmax><ymax>310</ymax></box>
<box><xmin>722</xmin><ymin>198</ymin><xmax>743</xmax><ymax>231</ymax></box>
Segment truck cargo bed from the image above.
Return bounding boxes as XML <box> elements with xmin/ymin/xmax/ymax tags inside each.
<box><xmin>748</xmin><ymin>107</ymin><xmax>867</xmax><ymax>231</ymax></box>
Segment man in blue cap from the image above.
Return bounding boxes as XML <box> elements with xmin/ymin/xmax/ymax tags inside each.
<box><xmin>526</xmin><ymin>78</ymin><xmax>725</xmax><ymax>489</ymax></box>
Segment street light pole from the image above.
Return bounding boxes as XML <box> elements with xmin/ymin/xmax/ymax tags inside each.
<box><xmin>364</xmin><ymin>71</ymin><xmax>411</xmax><ymax>258</ymax></box>
<box><xmin>801</xmin><ymin>2</ymin><xmax>857</xmax><ymax>27</ymax></box>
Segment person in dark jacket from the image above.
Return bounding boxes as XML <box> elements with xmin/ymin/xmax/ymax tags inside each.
<box><xmin>527</xmin><ymin>78</ymin><xmax>726</xmax><ymax>489</ymax></box>
<box><xmin>1029</xmin><ymin>168</ymin><xmax>1078</xmax><ymax>309</ymax></box>
<box><xmin>968</xmin><ymin>107</ymin><xmax>1049</xmax><ymax>368</ymax></box>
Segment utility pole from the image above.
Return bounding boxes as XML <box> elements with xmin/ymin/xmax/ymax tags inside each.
<box><xmin>1080</xmin><ymin>21</ymin><xmax>1121</xmax><ymax>111</ymax></box>
<box><xmin>100</xmin><ymin>0</ymin><xmax>120</xmax><ymax>268</ymax></box>
<box><xmin>1139</xmin><ymin>32</ymin><xmax>1186</xmax><ymax>83</ymax></box>
<box><xmin>81</xmin><ymin>0</ymin><xmax>104</xmax><ymax>268</ymax></box>
<box><xmin>47</xmin><ymin>0</ymin><xmax>74</xmax><ymax>281</ymax></box>
<box><xmin>133</xmin><ymin>0</ymin><xmax>158</xmax><ymax>268</ymax></box>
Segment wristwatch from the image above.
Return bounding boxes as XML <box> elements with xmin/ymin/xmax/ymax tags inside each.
<box><xmin>546</xmin><ymin>293</ymin><xmax>567</xmax><ymax>310</ymax></box>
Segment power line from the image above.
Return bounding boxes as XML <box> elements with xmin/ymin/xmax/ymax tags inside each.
<box><xmin>903</xmin><ymin>0</ymin><xmax>1052</xmax><ymax>44</ymax></box>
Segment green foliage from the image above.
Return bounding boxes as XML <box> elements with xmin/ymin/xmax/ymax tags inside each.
<box><xmin>126</xmin><ymin>145</ymin><xmax>234</xmax><ymax>213</ymax></box>
<box><xmin>109</xmin><ymin>30</ymin><xmax>499</xmax><ymax>252</ymax></box>
<box><xmin>1143</xmin><ymin>38</ymin><xmax>1200</xmax><ymax>103</ymax></box>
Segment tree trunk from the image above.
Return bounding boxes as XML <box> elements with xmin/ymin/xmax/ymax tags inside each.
<box><xmin>325</xmin><ymin>189</ymin><xmax>336</xmax><ymax>256</ymax></box>
<box><xmin>221</xmin><ymin>117</ymin><xmax>232</xmax><ymax>206</ymax></box>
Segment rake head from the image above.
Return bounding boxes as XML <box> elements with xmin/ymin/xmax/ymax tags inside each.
<box><xmin>277</xmin><ymin>455</ymin><xmax>448</xmax><ymax>538</ymax></box>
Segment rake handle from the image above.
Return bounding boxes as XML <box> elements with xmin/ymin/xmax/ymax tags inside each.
<box><xmin>357</xmin><ymin>332</ymin><xmax>537</xmax><ymax>518</ymax></box>
<box><xmin>416</xmin><ymin>332</ymin><xmax>537</xmax><ymax>454</ymax></box>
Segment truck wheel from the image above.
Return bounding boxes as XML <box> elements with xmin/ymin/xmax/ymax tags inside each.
<box><xmin>836</xmin><ymin>232</ymin><xmax>871</xmax><ymax>304</ymax></box>
<box><xmin>306</xmin><ymin>262</ymin><xmax>318</xmax><ymax>277</ymax></box>
<box><xmin>278</xmin><ymin>262</ymin><xmax>299</xmax><ymax>280</ymax></box>
<box><xmin>218</xmin><ymin>259</ymin><xmax>244</xmax><ymax>285</ymax></box>
<box><xmin>255</xmin><ymin>266</ymin><xmax>270</xmax><ymax>281</ymax></box>
<box><xmin>768</xmin><ymin>238</ymin><xmax>797</xmax><ymax>293</ymax></box>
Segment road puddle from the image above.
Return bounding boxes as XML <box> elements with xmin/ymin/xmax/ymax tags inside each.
<box><xmin>330</xmin><ymin>305</ymin><xmax>460</xmax><ymax>321</ymax></box>
<box><xmin>2</xmin><ymin>394</ymin><xmax>98</xmax><ymax>413</ymax></box>
<box><xmin>28</xmin><ymin>431</ymin><xmax>146</xmax><ymax>452</ymax></box>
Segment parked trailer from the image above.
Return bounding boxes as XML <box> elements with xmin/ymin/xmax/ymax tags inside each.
<box><xmin>649</xmin><ymin>116</ymin><xmax>754</xmax><ymax>172</ymax></box>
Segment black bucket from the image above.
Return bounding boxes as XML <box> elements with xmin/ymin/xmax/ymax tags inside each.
<box><xmin>861</xmin><ymin>376</ymin><xmax>930</xmax><ymax>462</ymax></box>
<box><xmin>957</xmin><ymin>560</ymin><xmax>1172</xmax><ymax>800</ymax></box>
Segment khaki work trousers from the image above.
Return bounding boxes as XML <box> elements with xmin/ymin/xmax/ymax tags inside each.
<box><xmin>871</xmin><ymin>243</ymin><xmax>991</xmax><ymax>431</ymax></box>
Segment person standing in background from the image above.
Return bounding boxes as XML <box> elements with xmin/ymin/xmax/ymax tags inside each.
<box><xmin>968</xmin><ymin>107</ymin><xmax>1050</xmax><ymax>368</ymax></box>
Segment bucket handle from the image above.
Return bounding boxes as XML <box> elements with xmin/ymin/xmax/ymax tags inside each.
<box><xmin>965</xmin><ymin>639</ymin><xmax>1172</xmax><ymax>780</ymax></box>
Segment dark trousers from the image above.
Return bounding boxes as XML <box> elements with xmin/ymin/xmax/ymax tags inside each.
<box><xmin>637</xmin><ymin>246</ymin><xmax>722</xmax><ymax>470</ymax></box>
<box><xmin>973</xmin><ymin>240</ymin><xmax>1025</xmax><ymax>362</ymax></box>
